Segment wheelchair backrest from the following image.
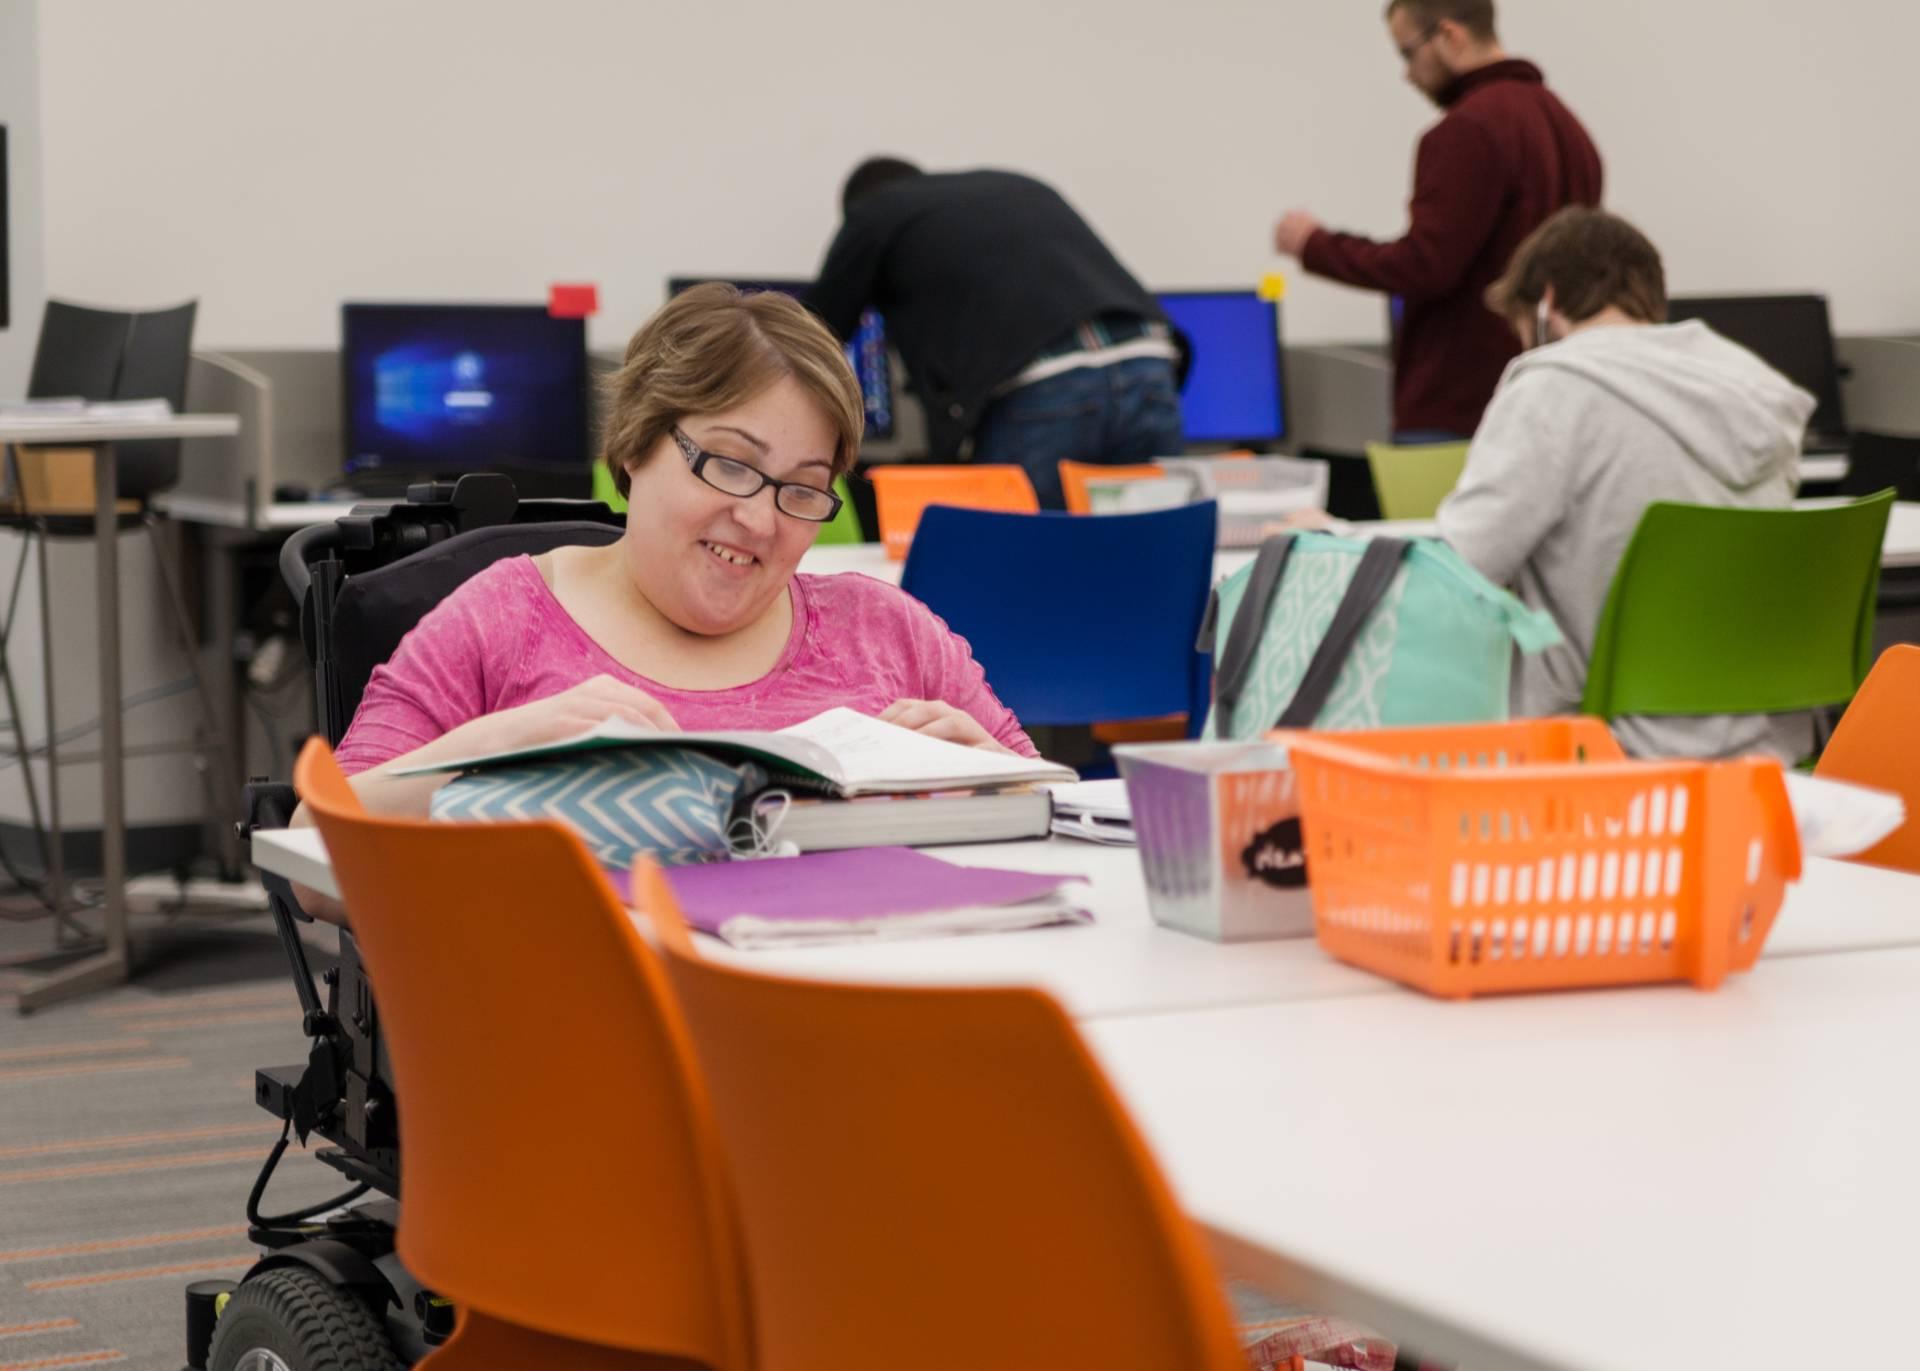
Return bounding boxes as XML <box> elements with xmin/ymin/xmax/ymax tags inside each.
<box><xmin>285</xmin><ymin>474</ymin><xmax>626</xmax><ymax>745</ymax></box>
<box><xmin>330</xmin><ymin>521</ymin><xmax>621</xmax><ymax>739</ymax></box>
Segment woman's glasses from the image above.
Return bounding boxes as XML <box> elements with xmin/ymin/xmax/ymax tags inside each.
<box><xmin>671</xmin><ymin>428</ymin><xmax>842</xmax><ymax>523</ymax></box>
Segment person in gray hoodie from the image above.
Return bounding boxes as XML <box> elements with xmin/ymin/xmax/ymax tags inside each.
<box><xmin>1437</xmin><ymin>207</ymin><xmax>1818</xmax><ymax>760</ymax></box>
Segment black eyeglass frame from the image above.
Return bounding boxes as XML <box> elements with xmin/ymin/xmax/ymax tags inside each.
<box><xmin>670</xmin><ymin>427</ymin><xmax>843</xmax><ymax>523</ymax></box>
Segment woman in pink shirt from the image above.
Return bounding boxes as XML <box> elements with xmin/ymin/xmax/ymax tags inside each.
<box><xmin>325</xmin><ymin>283</ymin><xmax>1035</xmax><ymax>825</ymax></box>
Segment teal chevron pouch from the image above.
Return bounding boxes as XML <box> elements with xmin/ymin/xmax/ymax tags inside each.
<box><xmin>429</xmin><ymin>748</ymin><xmax>765</xmax><ymax>869</ymax></box>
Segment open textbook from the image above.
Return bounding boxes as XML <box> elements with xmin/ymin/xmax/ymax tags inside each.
<box><xmin>395</xmin><ymin>706</ymin><xmax>1077</xmax><ymax>798</ymax></box>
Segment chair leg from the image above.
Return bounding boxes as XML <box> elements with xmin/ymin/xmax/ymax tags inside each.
<box><xmin>144</xmin><ymin>515</ymin><xmax>241</xmax><ymax>877</ymax></box>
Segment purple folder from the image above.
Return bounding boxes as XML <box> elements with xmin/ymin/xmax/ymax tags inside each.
<box><xmin>656</xmin><ymin>847</ymin><xmax>1091</xmax><ymax>949</ymax></box>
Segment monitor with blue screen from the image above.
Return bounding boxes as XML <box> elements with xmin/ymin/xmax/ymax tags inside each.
<box><xmin>1155</xmin><ymin>290</ymin><xmax>1287</xmax><ymax>447</ymax></box>
<box><xmin>666</xmin><ymin>277</ymin><xmax>894</xmax><ymax>440</ymax></box>
<box><xmin>341</xmin><ymin>303</ymin><xmax>589</xmax><ymax>478</ymax></box>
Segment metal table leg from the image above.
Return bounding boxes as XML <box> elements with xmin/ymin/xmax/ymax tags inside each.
<box><xmin>16</xmin><ymin>442</ymin><xmax>131</xmax><ymax>1011</ymax></box>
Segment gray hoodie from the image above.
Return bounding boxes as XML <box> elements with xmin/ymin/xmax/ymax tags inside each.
<box><xmin>1436</xmin><ymin>319</ymin><xmax>1817</xmax><ymax>760</ymax></box>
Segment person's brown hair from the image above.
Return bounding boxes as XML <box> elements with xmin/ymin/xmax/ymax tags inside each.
<box><xmin>601</xmin><ymin>283</ymin><xmax>864</xmax><ymax>499</ymax></box>
<box><xmin>1486</xmin><ymin>207</ymin><xmax>1669</xmax><ymax>328</ymax></box>
<box><xmin>1385</xmin><ymin>0</ymin><xmax>1497</xmax><ymax>41</ymax></box>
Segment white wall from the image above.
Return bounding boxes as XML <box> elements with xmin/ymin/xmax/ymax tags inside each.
<box><xmin>0</xmin><ymin>0</ymin><xmax>46</xmax><ymax>394</ymax></box>
<box><xmin>34</xmin><ymin>0</ymin><xmax>1920</xmax><ymax>353</ymax></box>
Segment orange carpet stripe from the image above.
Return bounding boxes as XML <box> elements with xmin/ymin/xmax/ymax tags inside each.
<box><xmin>0</xmin><ymin>1058</ymin><xmax>188</xmax><ymax>1086</ymax></box>
<box><xmin>90</xmin><ymin>986</ymin><xmax>291</xmax><ymax>1018</ymax></box>
<box><xmin>0</xmin><ymin>1040</ymin><xmax>151</xmax><ymax>1066</ymax></box>
<box><xmin>0</xmin><ymin>1350</ymin><xmax>126</xmax><ymax>1369</ymax></box>
<box><xmin>0</xmin><ymin>1121</ymin><xmax>276</xmax><ymax>1163</ymax></box>
<box><xmin>25</xmin><ymin>1255</ymin><xmax>253</xmax><ymax>1291</ymax></box>
<box><xmin>0</xmin><ymin>1147</ymin><xmax>267</xmax><ymax>1186</ymax></box>
<box><xmin>113</xmin><ymin>1009</ymin><xmax>292</xmax><ymax>1032</ymax></box>
<box><xmin>0</xmin><ymin>1225</ymin><xmax>249</xmax><ymax>1264</ymax></box>
<box><xmin>0</xmin><ymin>1322</ymin><xmax>80</xmax><ymax>1342</ymax></box>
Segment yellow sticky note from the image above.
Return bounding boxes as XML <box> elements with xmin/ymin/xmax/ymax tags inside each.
<box><xmin>1258</xmin><ymin>272</ymin><xmax>1288</xmax><ymax>302</ymax></box>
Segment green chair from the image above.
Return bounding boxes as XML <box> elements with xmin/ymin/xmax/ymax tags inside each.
<box><xmin>589</xmin><ymin>466</ymin><xmax>865</xmax><ymax>544</ymax></box>
<box><xmin>813</xmin><ymin>475</ymin><xmax>865</xmax><ymax>545</ymax></box>
<box><xmin>1581</xmin><ymin>491</ymin><xmax>1896</xmax><ymax>720</ymax></box>
<box><xmin>591</xmin><ymin>460</ymin><xmax>627</xmax><ymax>512</ymax></box>
<box><xmin>1365</xmin><ymin>440</ymin><xmax>1471</xmax><ymax>520</ymax></box>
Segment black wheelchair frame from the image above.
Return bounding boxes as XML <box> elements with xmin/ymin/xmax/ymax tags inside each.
<box><xmin>186</xmin><ymin>475</ymin><xmax>625</xmax><ymax>1370</ymax></box>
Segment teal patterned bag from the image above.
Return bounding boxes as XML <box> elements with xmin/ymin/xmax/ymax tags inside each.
<box><xmin>429</xmin><ymin>748</ymin><xmax>764</xmax><ymax>868</ymax></box>
<box><xmin>1202</xmin><ymin>533</ymin><xmax>1561</xmax><ymax>740</ymax></box>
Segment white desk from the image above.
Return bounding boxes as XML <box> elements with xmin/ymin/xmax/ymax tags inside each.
<box><xmin>153</xmin><ymin>491</ymin><xmax>392</xmax><ymax>532</ymax></box>
<box><xmin>3</xmin><ymin>415</ymin><xmax>242</xmax><ymax>1012</ymax></box>
<box><xmin>799</xmin><ymin>499</ymin><xmax>1920</xmax><ymax>583</ymax></box>
<box><xmin>250</xmin><ymin>820</ymin><xmax>1920</xmax><ymax>1367</ymax></box>
<box><xmin>1085</xmin><ymin>945</ymin><xmax>1920</xmax><ymax>1371</ymax></box>
<box><xmin>251</xmin><ymin>824</ymin><xmax>1920</xmax><ymax>1013</ymax></box>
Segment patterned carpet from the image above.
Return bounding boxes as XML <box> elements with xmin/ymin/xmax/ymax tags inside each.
<box><xmin>0</xmin><ymin>892</ymin><xmax>346</xmax><ymax>1371</ymax></box>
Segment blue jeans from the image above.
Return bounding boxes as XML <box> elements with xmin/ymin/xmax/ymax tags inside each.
<box><xmin>971</xmin><ymin>357</ymin><xmax>1185</xmax><ymax>510</ymax></box>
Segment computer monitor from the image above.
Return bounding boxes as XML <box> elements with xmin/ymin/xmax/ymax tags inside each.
<box><xmin>341</xmin><ymin>303</ymin><xmax>590</xmax><ymax>480</ymax></box>
<box><xmin>1155</xmin><ymin>290</ymin><xmax>1287</xmax><ymax>447</ymax></box>
<box><xmin>1665</xmin><ymin>294</ymin><xmax>1847</xmax><ymax>446</ymax></box>
<box><xmin>665</xmin><ymin>277</ymin><xmax>894</xmax><ymax>440</ymax></box>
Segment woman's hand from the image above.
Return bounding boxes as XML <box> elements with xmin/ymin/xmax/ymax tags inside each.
<box><xmin>877</xmin><ymin>699</ymin><xmax>1013</xmax><ymax>753</ymax></box>
<box><xmin>460</xmin><ymin>674</ymin><xmax>680</xmax><ymax>754</ymax></box>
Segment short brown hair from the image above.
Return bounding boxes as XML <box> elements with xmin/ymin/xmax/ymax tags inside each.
<box><xmin>1386</xmin><ymin>0</ymin><xmax>1497</xmax><ymax>41</ymax></box>
<box><xmin>1487</xmin><ymin>208</ymin><xmax>1669</xmax><ymax>327</ymax></box>
<box><xmin>601</xmin><ymin>283</ymin><xmax>864</xmax><ymax>499</ymax></box>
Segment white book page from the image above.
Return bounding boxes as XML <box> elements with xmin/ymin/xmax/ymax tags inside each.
<box><xmin>775</xmin><ymin>708</ymin><xmax>1075</xmax><ymax>794</ymax></box>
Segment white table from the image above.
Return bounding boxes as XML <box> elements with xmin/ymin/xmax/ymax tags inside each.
<box><xmin>1084</xmin><ymin>944</ymin><xmax>1920</xmax><ymax>1371</ymax></box>
<box><xmin>3</xmin><ymin>415</ymin><xmax>242</xmax><ymax>1012</ymax></box>
<box><xmin>799</xmin><ymin>499</ymin><xmax>1920</xmax><ymax>583</ymax></box>
<box><xmin>249</xmin><ymin>821</ymin><xmax>1920</xmax><ymax>1367</ymax></box>
<box><xmin>251</xmin><ymin>824</ymin><xmax>1920</xmax><ymax>1014</ymax></box>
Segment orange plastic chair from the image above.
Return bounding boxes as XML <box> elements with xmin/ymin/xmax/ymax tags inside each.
<box><xmin>633</xmin><ymin>863</ymin><xmax>1251</xmax><ymax>1371</ymax></box>
<box><xmin>1815</xmin><ymin>644</ymin><xmax>1920</xmax><ymax>873</ymax></box>
<box><xmin>1058</xmin><ymin>460</ymin><xmax>1165</xmax><ymax>514</ymax></box>
<box><xmin>294</xmin><ymin>740</ymin><xmax>750</xmax><ymax>1371</ymax></box>
<box><xmin>868</xmin><ymin>464</ymin><xmax>1039</xmax><ymax>559</ymax></box>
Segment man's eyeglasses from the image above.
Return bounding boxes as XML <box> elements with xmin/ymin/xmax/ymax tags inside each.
<box><xmin>1397</xmin><ymin>24</ymin><xmax>1439</xmax><ymax>62</ymax></box>
<box><xmin>671</xmin><ymin>428</ymin><xmax>843</xmax><ymax>523</ymax></box>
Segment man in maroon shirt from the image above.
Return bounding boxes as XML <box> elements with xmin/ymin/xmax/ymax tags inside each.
<box><xmin>1273</xmin><ymin>0</ymin><xmax>1602</xmax><ymax>438</ymax></box>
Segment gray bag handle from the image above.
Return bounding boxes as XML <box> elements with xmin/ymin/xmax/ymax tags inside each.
<box><xmin>1212</xmin><ymin>535</ymin><xmax>1413</xmax><ymax>735</ymax></box>
<box><xmin>1274</xmin><ymin>536</ymin><xmax>1412</xmax><ymax>728</ymax></box>
<box><xmin>1208</xmin><ymin>533</ymin><xmax>1302</xmax><ymax>732</ymax></box>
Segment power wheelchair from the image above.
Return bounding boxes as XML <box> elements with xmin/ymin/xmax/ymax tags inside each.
<box><xmin>183</xmin><ymin>475</ymin><xmax>624</xmax><ymax>1371</ymax></box>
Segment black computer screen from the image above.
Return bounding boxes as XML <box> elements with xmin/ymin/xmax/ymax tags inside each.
<box><xmin>342</xmin><ymin>303</ymin><xmax>590</xmax><ymax>476</ymax></box>
<box><xmin>1665</xmin><ymin>295</ymin><xmax>1846</xmax><ymax>441</ymax></box>
<box><xmin>665</xmin><ymin>277</ymin><xmax>894</xmax><ymax>440</ymax></box>
<box><xmin>1156</xmin><ymin>290</ymin><xmax>1287</xmax><ymax>446</ymax></box>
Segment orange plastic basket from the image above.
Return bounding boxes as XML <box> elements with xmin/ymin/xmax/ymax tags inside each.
<box><xmin>1282</xmin><ymin>718</ymin><xmax>1803</xmax><ymax>999</ymax></box>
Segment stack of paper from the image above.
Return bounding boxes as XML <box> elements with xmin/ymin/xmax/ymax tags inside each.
<box><xmin>0</xmin><ymin>397</ymin><xmax>174</xmax><ymax>424</ymax></box>
<box><xmin>1782</xmin><ymin>772</ymin><xmax>1906</xmax><ymax>858</ymax></box>
<box><xmin>660</xmin><ymin>847</ymin><xmax>1091</xmax><ymax>949</ymax></box>
<box><xmin>1047</xmin><ymin>779</ymin><xmax>1135</xmax><ymax>845</ymax></box>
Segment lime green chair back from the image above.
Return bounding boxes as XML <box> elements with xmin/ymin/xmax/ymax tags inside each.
<box><xmin>589</xmin><ymin>465</ymin><xmax>865</xmax><ymax>543</ymax></box>
<box><xmin>813</xmin><ymin>476</ymin><xmax>865</xmax><ymax>545</ymax></box>
<box><xmin>1366</xmin><ymin>441</ymin><xmax>1471</xmax><ymax>520</ymax></box>
<box><xmin>591</xmin><ymin>460</ymin><xmax>627</xmax><ymax>513</ymax></box>
<box><xmin>1581</xmin><ymin>491</ymin><xmax>1896</xmax><ymax>719</ymax></box>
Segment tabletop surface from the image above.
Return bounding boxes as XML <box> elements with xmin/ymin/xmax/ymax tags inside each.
<box><xmin>1085</xmin><ymin>942</ymin><xmax>1920</xmax><ymax>1371</ymax></box>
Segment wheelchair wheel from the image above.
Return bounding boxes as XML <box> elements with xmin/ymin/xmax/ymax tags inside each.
<box><xmin>208</xmin><ymin>1266</ymin><xmax>403</xmax><ymax>1371</ymax></box>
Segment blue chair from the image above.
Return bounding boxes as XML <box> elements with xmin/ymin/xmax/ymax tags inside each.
<box><xmin>900</xmin><ymin>502</ymin><xmax>1217</xmax><ymax>736</ymax></box>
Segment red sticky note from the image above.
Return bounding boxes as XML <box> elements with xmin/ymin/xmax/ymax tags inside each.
<box><xmin>549</xmin><ymin>284</ymin><xmax>599</xmax><ymax>318</ymax></box>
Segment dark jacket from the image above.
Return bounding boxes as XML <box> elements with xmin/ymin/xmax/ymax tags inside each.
<box><xmin>1302</xmin><ymin>60</ymin><xmax>1603</xmax><ymax>437</ymax></box>
<box><xmin>810</xmin><ymin>170</ymin><xmax>1167</xmax><ymax>459</ymax></box>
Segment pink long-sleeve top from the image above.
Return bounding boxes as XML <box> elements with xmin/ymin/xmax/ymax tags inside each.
<box><xmin>333</xmin><ymin>557</ymin><xmax>1038</xmax><ymax>774</ymax></box>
